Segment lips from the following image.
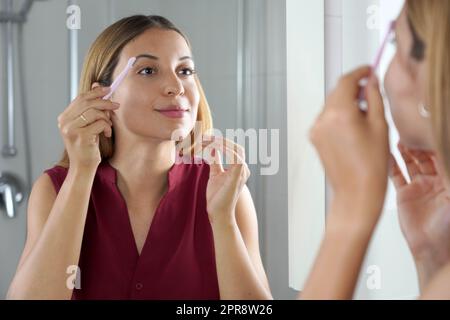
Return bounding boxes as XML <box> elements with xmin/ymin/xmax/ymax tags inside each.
<box><xmin>155</xmin><ymin>105</ymin><xmax>189</xmax><ymax>119</ymax></box>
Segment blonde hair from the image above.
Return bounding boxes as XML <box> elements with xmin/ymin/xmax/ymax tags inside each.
<box><xmin>57</xmin><ymin>15</ymin><xmax>213</xmax><ymax>168</ymax></box>
<box><xmin>407</xmin><ymin>0</ymin><xmax>450</xmax><ymax>178</ymax></box>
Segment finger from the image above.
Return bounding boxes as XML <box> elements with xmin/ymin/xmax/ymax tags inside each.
<box><xmin>431</xmin><ymin>154</ymin><xmax>448</xmax><ymax>180</ymax></box>
<box><xmin>336</xmin><ymin>66</ymin><xmax>372</xmax><ymax>99</ymax></box>
<box><xmin>205</xmin><ymin>141</ymin><xmax>245</xmax><ymax>165</ymax></box>
<box><xmin>65</xmin><ymin>98</ymin><xmax>119</xmax><ymax>122</ymax></box>
<box><xmin>389</xmin><ymin>153</ymin><xmax>407</xmax><ymax>189</ymax></box>
<box><xmin>82</xmin><ymin>119</ymin><xmax>113</xmax><ymax>138</ymax></box>
<box><xmin>82</xmin><ymin>86</ymin><xmax>111</xmax><ymax>101</ymax></box>
<box><xmin>205</xmin><ymin>142</ymin><xmax>245</xmax><ymax>164</ymax></box>
<box><xmin>220</xmin><ymin>137</ymin><xmax>245</xmax><ymax>162</ymax></box>
<box><xmin>79</xmin><ymin>99</ymin><xmax>120</xmax><ymax>115</ymax></box>
<box><xmin>366</xmin><ymin>76</ymin><xmax>386</xmax><ymax>120</ymax></box>
<box><xmin>228</xmin><ymin>162</ymin><xmax>249</xmax><ymax>186</ymax></box>
<box><xmin>240</xmin><ymin>162</ymin><xmax>251</xmax><ymax>182</ymax></box>
<box><xmin>209</xmin><ymin>148</ymin><xmax>224</xmax><ymax>176</ymax></box>
<box><xmin>66</xmin><ymin>110</ymin><xmax>112</xmax><ymax>131</ymax></box>
<box><xmin>346</xmin><ymin>65</ymin><xmax>373</xmax><ymax>83</ymax></box>
<box><xmin>202</xmin><ymin>137</ymin><xmax>245</xmax><ymax>163</ymax></box>
<box><xmin>407</xmin><ymin>149</ymin><xmax>437</xmax><ymax>176</ymax></box>
<box><xmin>78</xmin><ymin>109</ymin><xmax>113</xmax><ymax>128</ymax></box>
<box><xmin>398</xmin><ymin>143</ymin><xmax>421</xmax><ymax>180</ymax></box>
<box><xmin>65</xmin><ymin>87</ymin><xmax>109</xmax><ymax>116</ymax></box>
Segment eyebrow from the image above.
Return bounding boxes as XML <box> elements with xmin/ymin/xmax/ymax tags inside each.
<box><xmin>134</xmin><ymin>54</ymin><xmax>193</xmax><ymax>62</ymax></box>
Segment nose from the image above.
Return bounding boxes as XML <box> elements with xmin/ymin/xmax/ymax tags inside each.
<box><xmin>163</xmin><ymin>73</ymin><xmax>184</xmax><ymax>96</ymax></box>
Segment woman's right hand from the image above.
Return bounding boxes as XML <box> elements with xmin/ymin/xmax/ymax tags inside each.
<box><xmin>309</xmin><ymin>66</ymin><xmax>390</xmax><ymax>229</ymax></box>
<box><xmin>57</xmin><ymin>86</ymin><xmax>120</xmax><ymax>170</ymax></box>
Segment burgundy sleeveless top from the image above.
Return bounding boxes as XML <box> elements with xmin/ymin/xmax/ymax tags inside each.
<box><xmin>44</xmin><ymin>159</ymin><xmax>220</xmax><ymax>300</ymax></box>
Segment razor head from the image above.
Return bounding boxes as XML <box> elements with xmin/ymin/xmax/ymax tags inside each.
<box><xmin>102</xmin><ymin>56</ymin><xmax>137</xmax><ymax>100</ymax></box>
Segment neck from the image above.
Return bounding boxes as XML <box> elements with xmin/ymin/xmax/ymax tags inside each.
<box><xmin>108</xmin><ymin>133</ymin><xmax>176</xmax><ymax>197</ymax></box>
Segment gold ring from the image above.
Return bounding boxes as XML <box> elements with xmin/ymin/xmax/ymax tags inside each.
<box><xmin>79</xmin><ymin>114</ymin><xmax>88</xmax><ymax>124</ymax></box>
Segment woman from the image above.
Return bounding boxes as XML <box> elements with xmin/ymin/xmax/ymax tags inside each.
<box><xmin>7</xmin><ymin>15</ymin><xmax>271</xmax><ymax>300</ymax></box>
<box><xmin>301</xmin><ymin>0</ymin><xmax>450</xmax><ymax>299</ymax></box>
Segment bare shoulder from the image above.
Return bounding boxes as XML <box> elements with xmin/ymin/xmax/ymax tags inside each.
<box><xmin>29</xmin><ymin>173</ymin><xmax>57</xmax><ymax>218</ymax></box>
<box><xmin>27</xmin><ymin>173</ymin><xmax>57</xmax><ymax>234</ymax></box>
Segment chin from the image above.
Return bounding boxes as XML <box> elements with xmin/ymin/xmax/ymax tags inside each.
<box><xmin>158</xmin><ymin>126</ymin><xmax>192</xmax><ymax>142</ymax></box>
<box><xmin>398</xmin><ymin>136</ymin><xmax>434</xmax><ymax>152</ymax></box>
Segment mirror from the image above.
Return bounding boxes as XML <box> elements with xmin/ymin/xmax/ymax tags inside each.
<box><xmin>0</xmin><ymin>0</ymin><xmax>291</xmax><ymax>299</ymax></box>
<box><xmin>0</xmin><ymin>0</ymin><xmax>423</xmax><ymax>301</ymax></box>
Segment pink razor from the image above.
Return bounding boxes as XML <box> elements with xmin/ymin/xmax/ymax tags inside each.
<box><xmin>358</xmin><ymin>20</ymin><xmax>396</xmax><ymax>111</ymax></box>
<box><xmin>102</xmin><ymin>57</ymin><xmax>137</xmax><ymax>100</ymax></box>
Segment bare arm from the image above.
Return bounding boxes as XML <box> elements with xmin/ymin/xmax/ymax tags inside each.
<box><xmin>7</xmin><ymin>166</ymin><xmax>96</xmax><ymax>300</ymax></box>
<box><xmin>7</xmin><ymin>85</ymin><xmax>118</xmax><ymax>299</ymax></box>
<box><xmin>300</xmin><ymin>67</ymin><xmax>389</xmax><ymax>299</ymax></box>
<box><xmin>299</xmin><ymin>198</ymin><xmax>378</xmax><ymax>300</ymax></box>
<box><xmin>420</xmin><ymin>262</ymin><xmax>450</xmax><ymax>299</ymax></box>
<box><xmin>211</xmin><ymin>186</ymin><xmax>272</xmax><ymax>300</ymax></box>
<box><xmin>235</xmin><ymin>186</ymin><xmax>271</xmax><ymax>294</ymax></box>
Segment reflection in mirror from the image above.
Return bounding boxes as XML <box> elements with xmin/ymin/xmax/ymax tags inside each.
<box><xmin>323</xmin><ymin>0</ymin><xmax>417</xmax><ymax>299</ymax></box>
<box><xmin>0</xmin><ymin>0</ymin><xmax>291</xmax><ymax>299</ymax></box>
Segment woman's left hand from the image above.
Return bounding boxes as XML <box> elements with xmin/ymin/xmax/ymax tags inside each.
<box><xmin>203</xmin><ymin>136</ymin><xmax>251</xmax><ymax>226</ymax></box>
<box><xmin>391</xmin><ymin>145</ymin><xmax>450</xmax><ymax>288</ymax></box>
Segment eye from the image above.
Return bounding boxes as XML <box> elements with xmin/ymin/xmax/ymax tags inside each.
<box><xmin>138</xmin><ymin>67</ymin><xmax>156</xmax><ymax>76</ymax></box>
<box><xmin>178</xmin><ymin>68</ymin><xmax>196</xmax><ymax>77</ymax></box>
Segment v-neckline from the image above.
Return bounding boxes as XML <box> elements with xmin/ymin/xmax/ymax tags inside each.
<box><xmin>105</xmin><ymin>160</ymin><xmax>176</xmax><ymax>258</ymax></box>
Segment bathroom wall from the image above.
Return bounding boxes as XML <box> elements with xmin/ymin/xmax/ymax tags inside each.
<box><xmin>0</xmin><ymin>0</ymin><xmax>69</xmax><ymax>298</ymax></box>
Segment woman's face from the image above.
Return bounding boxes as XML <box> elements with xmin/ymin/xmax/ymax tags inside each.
<box><xmin>108</xmin><ymin>28</ymin><xmax>200</xmax><ymax>142</ymax></box>
<box><xmin>384</xmin><ymin>5</ymin><xmax>433</xmax><ymax>151</ymax></box>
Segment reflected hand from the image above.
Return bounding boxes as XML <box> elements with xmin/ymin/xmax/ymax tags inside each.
<box><xmin>203</xmin><ymin>137</ymin><xmax>250</xmax><ymax>226</ymax></box>
<box><xmin>57</xmin><ymin>86</ymin><xmax>118</xmax><ymax>170</ymax></box>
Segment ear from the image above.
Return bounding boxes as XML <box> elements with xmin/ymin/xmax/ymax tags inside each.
<box><xmin>91</xmin><ymin>82</ymin><xmax>101</xmax><ymax>90</ymax></box>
